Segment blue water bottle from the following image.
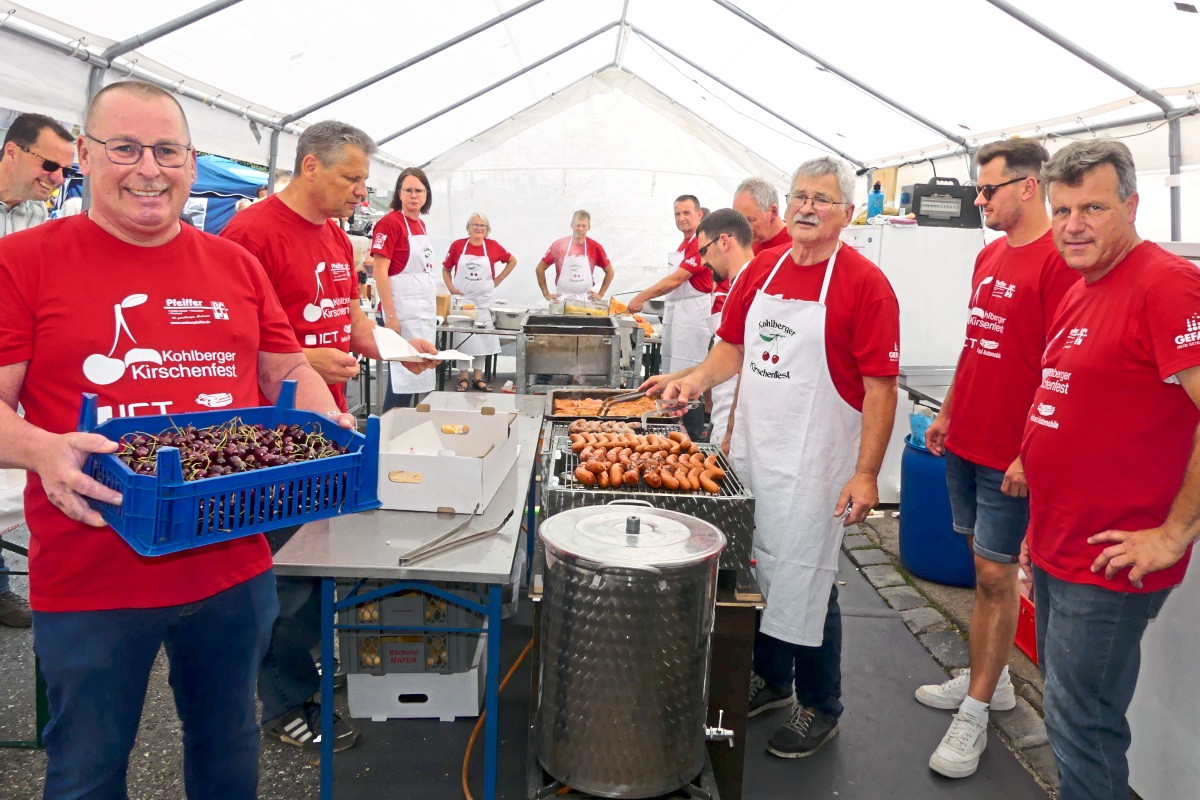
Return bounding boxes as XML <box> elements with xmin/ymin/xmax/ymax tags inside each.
<box><xmin>867</xmin><ymin>180</ymin><xmax>885</xmax><ymax>220</ymax></box>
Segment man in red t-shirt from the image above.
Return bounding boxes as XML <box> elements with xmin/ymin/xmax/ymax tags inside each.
<box><xmin>0</xmin><ymin>81</ymin><xmax>352</xmax><ymax>797</ymax></box>
<box><xmin>534</xmin><ymin>209</ymin><xmax>613</xmax><ymax>300</ymax></box>
<box><xmin>733</xmin><ymin>177</ymin><xmax>791</xmax><ymax>256</ymax></box>
<box><xmin>913</xmin><ymin>138</ymin><xmax>1080</xmax><ymax>779</ymax></box>
<box><xmin>657</xmin><ymin>158</ymin><xmax>899</xmax><ymax>759</ymax></box>
<box><xmin>222</xmin><ymin>121</ymin><xmax>436</xmax><ymax>755</ymax></box>
<box><xmin>1020</xmin><ymin>140</ymin><xmax>1200</xmax><ymax>800</ymax></box>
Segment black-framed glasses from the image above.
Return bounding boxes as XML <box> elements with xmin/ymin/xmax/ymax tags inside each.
<box><xmin>975</xmin><ymin>176</ymin><xmax>1027</xmax><ymax>201</ymax></box>
<box><xmin>84</xmin><ymin>133</ymin><xmax>192</xmax><ymax>168</ymax></box>
<box><xmin>698</xmin><ymin>234</ymin><xmax>724</xmax><ymax>258</ymax></box>
<box><xmin>785</xmin><ymin>192</ymin><xmax>849</xmax><ymax>211</ymax></box>
<box><xmin>18</xmin><ymin>145</ymin><xmax>70</xmax><ymax>176</ymax></box>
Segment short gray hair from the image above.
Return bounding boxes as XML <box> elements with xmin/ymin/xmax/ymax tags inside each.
<box><xmin>571</xmin><ymin>209</ymin><xmax>591</xmax><ymax>224</ymax></box>
<box><xmin>1041</xmin><ymin>140</ymin><xmax>1137</xmax><ymax>201</ymax></box>
<box><xmin>734</xmin><ymin>177</ymin><xmax>779</xmax><ymax>213</ymax></box>
<box><xmin>466</xmin><ymin>211</ymin><xmax>490</xmax><ymax>233</ymax></box>
<box><xmin>293</xmin><ymin>120</ymin><xmax>377</xmax><ymax>174</ymax></box>
<box><xmin>792</xmin><ymin>156</ymin><xmax>855</xmax><ymax>205</ymax></box>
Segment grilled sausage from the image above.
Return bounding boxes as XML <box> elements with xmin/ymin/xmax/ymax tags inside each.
<box><xmin>574</xmin><ymin>466</ymin><xmax>596</xmax><ymax>485</ymax></box>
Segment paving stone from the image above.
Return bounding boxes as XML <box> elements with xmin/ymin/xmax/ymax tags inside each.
<box><xmin>900</xmin><ymin>606</ymin><xmax>947</xmax><ymax>635</ymax></box>
<box><xmin>878</xmin><ymin>585</ymin><xmax>926</xmax><ymax>611</ymax></box>
<box><xmin>842</xmin><ymin>533</ymin><xmax>872</xmax><ymax>550</ymax></box>
<box><xmin>847</xmin><ymin>548</ymin><xmax>891</xmax><ymax>568</ymax></box>
<box><xmin>861</xmin><ymin>565</ymin><xmax>905</xmax><ymax>589</ymax></box>
<box><xmin>992</xmin><ymin>696</ymin><xmax>1049</xmax><ymax>750</ymax></box>
<box><xmin>919</xmin><ymin>629</ymin><xmax>970</xmax><ymax>670</ymax></box>
<box><xmin>1019</xmin><ymin>743</ymin><xmax>1059</xmax><ymax>791</ymax></box>
<box><xmin>1017</xmin><ymin>681</ymin><xmax>1044</xmax><ymax>715</ymax></box>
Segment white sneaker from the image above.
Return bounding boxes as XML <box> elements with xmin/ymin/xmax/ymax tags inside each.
<box><xmin>929</xmin><ymin>710</ymin><xmax>987</xmax><ymax>778</ymax></box>
<box><xmin>914</xmin><ymin>669</ymin><xmax>1016</xmax><ymax>711</ymax></box>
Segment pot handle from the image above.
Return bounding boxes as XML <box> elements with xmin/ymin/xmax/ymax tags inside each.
<box><xmin>605</xmin><ymin>499</ymin><xmax>654</xmax><ymax>508</ymax></box>
<box><xmin>596</xmin><ymin>563</ymin><xmax>663</xmax><ymax>578</ymax></box>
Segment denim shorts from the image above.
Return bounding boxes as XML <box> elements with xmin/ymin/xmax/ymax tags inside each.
<box><xmin>944</xmin><ymin>449</ymin><xmax>1029</xmax><ymax>563</ymax></box>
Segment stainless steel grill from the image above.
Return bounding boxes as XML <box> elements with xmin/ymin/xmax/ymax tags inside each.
<box><xmin>542</xmin><ymin>437</ymin><xmax>755</xmax><ymax>585</ymax></box>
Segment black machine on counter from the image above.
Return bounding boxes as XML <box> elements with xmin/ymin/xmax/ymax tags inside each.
<box><xmin>898</xmin><ymin>177</ymin><xmax>982</xmax><ymax>228</ymax></box>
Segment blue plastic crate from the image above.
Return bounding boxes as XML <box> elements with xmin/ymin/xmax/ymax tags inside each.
<box><xmin>79</xmin><ymin>381</ymin><xmax>381</xmax><ymax>557</ymax></box>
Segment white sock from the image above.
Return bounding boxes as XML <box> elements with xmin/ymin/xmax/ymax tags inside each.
<box><xmin>960</xmin><ymin>695</ymin><xmax>989</xmax><ymax>722</ymax></box>
<box><xmin>998</xmin><ymin>665</ymin><xmax>1010</xmax><ymax>685</ymax></box>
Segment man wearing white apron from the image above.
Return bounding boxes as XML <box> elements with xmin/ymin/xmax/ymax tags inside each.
<box><xmin>534</xmin><ymin>210</ymin><xmax>613</xmax><ymax>301</ymax></box>
<box><xmin>656</xmin><ymin>158</ymin><xmax>899</xmax><ymax>759</ymax></box>
<box><xmin>442</xmin><ymin>212</ymin><xmax>517</xmax><ymax>391</ymax></box>
<box><xmin>371</xmin><ymin>167</ymin><xmax>438</xmax><ymax>408</ymax></box>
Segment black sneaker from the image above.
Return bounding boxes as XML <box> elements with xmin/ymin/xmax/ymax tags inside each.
<box><xmin>748</xmin><ymin>672</ymin><xmax>795</xmax><ymax>717</ymax></box>
<box><xmin>315</xmin><ymin>657</ymin><xmax>346</xmax><ymax>690</ymax></box>
<box><xmin>263</xmin><ymin>701</ymin><xmax>360</xmax><ymax>752</ymax></box>
<box><xmin>766</xmin><ymin>703</ymin><xmax>839</xmax><ymax>759</ymax></box>
<box><xmin>0</xmin><ymin>590</ymin><xmax>31</xmax><ymax>628</ymax></box>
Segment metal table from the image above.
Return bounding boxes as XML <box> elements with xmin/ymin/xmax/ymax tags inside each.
<box><xmin>898</xmin><ymin>365</ymin><xmax>954</xmax><ymax>411</ymax></box>
<box><xmin>272</xmin><ymin>393</ymin><xmax>544</xmax><ymax>800</ymax></box>
<box><xmin>434</xmin><ymin>324</ymin><xmax>520</xmax><ymax>390</ymax></box>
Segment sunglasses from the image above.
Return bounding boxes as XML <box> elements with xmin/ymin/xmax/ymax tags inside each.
<box><xmin>975</xmin><ymin>176</ymin><xmax>1028</xmax><ymax>201</ymax></box>
<box><xmin>18</xmin><ymin>144</ymin><xmax>70</xmax><ymax>176</ymax></box>
<box><xmin>698</xmin><ymin>234</ymin><xmax>724</xmax><ymax>258</ymax></box>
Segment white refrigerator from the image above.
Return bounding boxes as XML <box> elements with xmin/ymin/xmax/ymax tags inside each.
<box><xmin>839</xmin><ymin>224</ymin><xmax>988</xmax><ymax>503</ymax></box>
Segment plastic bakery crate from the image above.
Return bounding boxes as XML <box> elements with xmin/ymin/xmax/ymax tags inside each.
<box><xmin>347</xmin><ymin>637</ymin><xmax>486</xmax><ymax>721</ymax></box>
<box><xmin>337</xmin><ymin>580</ymin><xmax>485</xmax><ymax>675</ymax></box>
<box><xmin>80</xmin><ymin>381</ymin><xmax>380</xmax><ymax>557</ymax></box>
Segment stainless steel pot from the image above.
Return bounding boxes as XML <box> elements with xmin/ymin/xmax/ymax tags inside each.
<box><xmin>537</xmin><ymin>504</ymin><xmax>725</xmax><ymax>798</ymax></box>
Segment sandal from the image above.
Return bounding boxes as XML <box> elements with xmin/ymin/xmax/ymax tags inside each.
<box><xmin>473</xmin><ymin>379</ymin><xmax>493</xmax><ymax>393</ymax></box>
<box><xmin>456</xmin><ymin>379</ymin><xmax>469</xmax><ymax>392</ymax></box>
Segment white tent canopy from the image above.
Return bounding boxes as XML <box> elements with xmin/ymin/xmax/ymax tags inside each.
<box><xmin>3</xmin><ymin>0</ymin><xmax>1200</xmax><ymax>302</ymax></box>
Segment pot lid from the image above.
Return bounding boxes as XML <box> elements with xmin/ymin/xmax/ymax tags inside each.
<box><xmin>540</xmin><ymin>506</ymin><xmax>725</xmax><ymax>567</ymax></box>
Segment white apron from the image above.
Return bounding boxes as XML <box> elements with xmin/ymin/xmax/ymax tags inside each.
<box><xmin>661</xmin><ymin>240</ymin><xmax>712</xmax><ymax>373</ymax></box>
<box><xmin>557</xmin><ymin>239</ymin><xmax>595</xmax><ymax>299</ymax></box>
<box><xmin>730</xmin><ymin>245</ymin><xmax>861</xmax><ymax>646</ymax></box>
<box><xmin>706</xmin><ymin>263</ymin><xmax>748</xmax><ymax>446</ymax></box>
<box><xmin>388</xmin><ymin>215</ymin><xmax>437</xmax><ymax>393</ymax></box>
<box><xmin>450</xmin><ymin>245</ymin><xmax>500</xmax><ymax>357</ymax></box>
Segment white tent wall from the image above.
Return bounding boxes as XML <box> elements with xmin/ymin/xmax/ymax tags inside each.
<box><xmin>421</xmin><ymin>69</ymin><xmax>788</xmax><ymax>309</ymax></box>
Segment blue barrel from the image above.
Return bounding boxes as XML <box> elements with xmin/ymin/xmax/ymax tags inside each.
<box><xmin>899</xmin><ymin>435</ymin><xmax>976</xmax><ymax>587</ymax></box>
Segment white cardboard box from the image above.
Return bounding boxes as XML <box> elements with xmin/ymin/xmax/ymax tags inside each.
<box><xmin>377</xmin><ymin>405</ymin><xmax>518</xmax><ymax>513</ymax></box>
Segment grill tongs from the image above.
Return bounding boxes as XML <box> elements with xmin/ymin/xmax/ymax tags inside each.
<box><xmin>596</xmin><ymin>389</ymin><xmax>647</xmax><ymax>416</ymax></box>
<box><xmin>397</xmin><ymin>504</ymin><xmax>515</xmax><ymax>567</ymax></box>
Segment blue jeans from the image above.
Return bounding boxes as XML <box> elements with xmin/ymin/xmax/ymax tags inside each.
<box><xmin>258</xmin><ymin>525</ymin><xmax>321</xmax><ymax>723</ymax></box>
<box><xmin>32</xmin><ymin>570</ymin><xmax>277</xmax><ymax>800</ymax></box>
<box><xmin>1033</xmin><ymin>567</ymin><xmax>1172</xmax><ymax>800</ymax></box>
<box><xmin>753</xmin><ymin>582</ymin><xmax>843</xmax><ymax>719</ymax></box>
<box><xmin>945</xmin><ymin>449</ymin><xmax>1028</xmax><ymax>563</ymax></box>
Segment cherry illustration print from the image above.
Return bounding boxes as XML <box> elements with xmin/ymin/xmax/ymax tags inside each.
<box><xmin>83</xmin><ymin>294</ymin><xmax>163</xmax><ymax>385</ymax></box>
<box><xmin>303</xmin><ymin>262</ymin><xmax>335</xmax><ymax>322</ymax></box>
<box><xmin>758</xmin><ymin>331</ymin><xmax>784</xmax><ymax>365</ymax></box>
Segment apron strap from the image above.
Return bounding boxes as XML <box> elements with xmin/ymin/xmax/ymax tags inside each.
<box><xmin>761</xmin><ymin>244</ymin><xmax>840</xmax><ymax>304</ymax></box>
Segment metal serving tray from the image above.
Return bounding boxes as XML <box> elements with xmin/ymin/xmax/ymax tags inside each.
<box><xmin>543</xmin><ymin>388</ymin><xmax>676</xmax><ymax>421</ymax></box>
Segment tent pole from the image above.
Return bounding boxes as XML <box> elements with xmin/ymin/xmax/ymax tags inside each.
<box><xmin>983</xmin><ymin>0</ymin><xmax>1180</xmax><ymax>240</ymax></box>
<box><xmin>612</xmin><ymin>0</ymin><xmax>632</xmax><ymax>68</ymax></box>
<box><xmin>267</xmin><ymin>128</ymin><xmax>282</xmax><ymax>197</ymax></box>
<box><xmin>629</xmin><ymin>26</ymin><xmax>866</xmax><ymax>170</ymax></box>
<box><xmin>708</xmin><ymin>0</ymin><xmax>970</xmax><ymax>154</ymax></box>
<box><xmin>376</xmin><ymin>22</ymin><xmax>621</xmax><ymax>146</ymax></box>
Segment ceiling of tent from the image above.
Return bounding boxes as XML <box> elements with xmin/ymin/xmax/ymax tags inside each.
<box><xmin>4</xmin><ymin>0</ymin><xmax>1199</xmax><ymax>172</ymax></box>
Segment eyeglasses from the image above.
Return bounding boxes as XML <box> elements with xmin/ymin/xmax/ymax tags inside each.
<box><xmin>84</xmin><ymin>133</ymin><xmax>192</xmax><ymax>168</ymax></box>
<box><xmin>785</xmin><ymin>192</ymin><xmax>849</xmax><ymax>211</ymax></box>
<box><xmin>698</xmin><ymin>234</ymin><xmax>724</xmax><ymax>258</ymax></box>
<box><xmin>468</xmin><ymin>222</ymin><xmax>488</xmax><ymax>228</ymax></box>
<box><xmin>975</xmin><ymin>176</ymin><xmax>1028</xmax><ymax>201</ymax></box>
<box><xmin>18</xmin><ymin>145</ymin><xmax>70</xmax><ymax>176</ymax></box>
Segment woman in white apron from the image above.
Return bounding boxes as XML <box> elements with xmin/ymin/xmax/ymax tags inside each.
<box><xmin>730</xmin><ymin>244</ymin><xmax>860</xmax><ymax>756</ymax></box>
<box><xmin>442</xmin><ymin>212</ymin><xmax>516</xmax><ymax>391</ymax></box>
<box><xmin>372</xmin><ymin>168</ymin><xmax>438</xmax><ymax>409</ymax></box>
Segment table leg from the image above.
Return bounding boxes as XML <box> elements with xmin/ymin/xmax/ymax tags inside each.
<box><xmin>484</xmin><ymin>585</ymin><xmax>502</xmax><ymax>800</ymax></box>
<box><xmin>320</xmin><ymin>578</ymin><xmax>335</xmax><ymax>800</ymax></box>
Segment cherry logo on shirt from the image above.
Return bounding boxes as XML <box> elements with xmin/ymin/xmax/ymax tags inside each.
<box><xmin>970</xmin><ymin>275</ymin><xmax>994</xmax><ymax>310</ymax></box>
<box><xmin>83</xmin><ymin>294</ymin><xmax>164</xmax><ymax>386</ymax></box>
<box><xmin>303</xmin><ymin>262</ymin><xmax>336</xmax><ymax>322</ymax></box>
<box><xmin>755</xmin><ymin>319</ymin><xmax>795</xmax><ymax>369</ymax></box>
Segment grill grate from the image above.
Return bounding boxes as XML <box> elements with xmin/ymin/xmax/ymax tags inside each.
<box><xmin>549</xmin><ymin>436</ymin><xmax>750</xmax><ymax>499</ymax></box>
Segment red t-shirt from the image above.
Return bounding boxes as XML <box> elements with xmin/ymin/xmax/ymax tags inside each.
<box><xmin>677</xmin><ymin>236</ymin><xmax>714</xmax><ymax>294</ymax></box>
<box><xmin>541</xmin><ymin>237</ymin><xmax>610</xmax><ymax>285</ymax></box>
<box><xmin>221</xmin><ymin>195</ymin><xmax>357</xmax><ymax>412</ymax></box>
<box><xmin>1021</xmin><ymin>242</ymin><xmax>1200</xmax><ymax>592</ymax></box>
<box><xmin>443</xmin><ymin>238</ymin><xmax>512</xmax><ymax>279</ymax></box>
<box><xmin>717</xmin><ymin>244</ymin><xmax>899</xmax><ymax>411</ymax></box>
<box><xmin>371</xmin><ymin>210</ymin><xmax>426</xmax><ymax>276</ymax></box>
<box><xmin>945</xmin><ymin>231</ymin><xmax>1079</xmax><ymax>470</ymax></box>
<box><xmin>753</xmin><ymin>225</ymin><xmax>791</xmax><ymax>255</ymax></box>
<box><xmin>711</xmin><ymin>260</ymin><xmax>754</xmax><ymax>316</ymax></box>
<box><xmin>0</xmin><ymin>217</ymin><xmax>300</xmax><ymax>612</ymax></box>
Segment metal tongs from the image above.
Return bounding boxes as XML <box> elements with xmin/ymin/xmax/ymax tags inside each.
<box><xmin>641</xmin><ymin>398</ymin><xmax>700</xmax><ymax>425</ymax></box>
<box><xmin>397</xmin><ymin>505</ymin><xmax>515</xmax><ymax>566</ymax></box>
<box><xmin>597</xmin><ymin>389</ymin><xmax>648</xmax><ymax>416</ymax></box>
